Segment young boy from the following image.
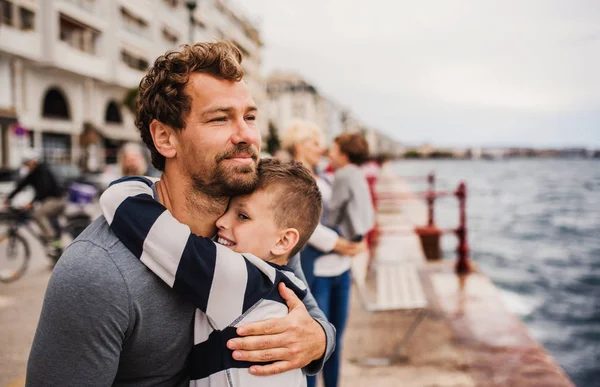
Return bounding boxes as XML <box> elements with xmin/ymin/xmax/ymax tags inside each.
<box><xmin>99</xmin><ymin>158</ymin><xmax>322</xmax><ymax>387</ymax></box>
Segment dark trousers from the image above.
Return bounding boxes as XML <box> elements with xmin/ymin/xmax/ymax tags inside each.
<box><xmin>307</xmin><ymin>269</ymin><xmax>352</xmax><ymax>387</ymax></box>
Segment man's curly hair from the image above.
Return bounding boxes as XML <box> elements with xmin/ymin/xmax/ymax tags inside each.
<box><xmin>135</xmin><ymin>41</ymin><xmax>244</xmax><ymax>170</ymax></box>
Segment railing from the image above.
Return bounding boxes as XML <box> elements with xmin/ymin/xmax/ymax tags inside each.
<box><xmin>374</xmin><ymin>172</ymin><xmax>473</xmax><ymax>275</ymax></box>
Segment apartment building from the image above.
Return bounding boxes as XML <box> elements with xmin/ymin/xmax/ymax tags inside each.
<box><xmin>266</xmin><ymin>71</ymin><xmax>345</xmax><ymax>148</ymax></box>
<box><xmin>0</xmin><ymin>0</ymin><xmax>265</xmax><ymax>170</ymax></box>
<box><xmin>265</xmin><ymin>70</ymin><xmax>404</xmax><ymax>156</ymax></box>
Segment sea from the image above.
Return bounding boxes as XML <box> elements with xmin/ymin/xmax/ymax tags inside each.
<box><xmin>393</xmin><ymin>159</ymin><xmax>599</xmax><ymax>387</ymax></box>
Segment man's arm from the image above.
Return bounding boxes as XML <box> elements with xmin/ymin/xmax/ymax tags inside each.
<box><xmin>227</xmin><ymin>253</ymin><xmax>335</xmax><ymax>376</ymax></box>
<box><xmin>287</xmin><ymin>253</ymin><xmax>336</xmax><ymax>374</ymax></box>
<box><xmin>7</xmin><ymin>172</ymin><xmax>33</xmax><ymax>201</ymax></box>
<box><xmin>26</xmin><ymin>241</ymin><xmax>130</xmax><ymax>386</ymax></box>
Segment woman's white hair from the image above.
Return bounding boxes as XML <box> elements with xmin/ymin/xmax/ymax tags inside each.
<box><xmin>280</xmin><ymin>120</ymin><xmax>324</xmax><ymax>156</ymax></box>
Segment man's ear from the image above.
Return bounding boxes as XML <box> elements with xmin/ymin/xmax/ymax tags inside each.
<box><xmin>149</xmin><ymin>119</ymin><xmax>177</xmax><ymax>160</ymax></box>
<box><xmin>271</xmin><ymin>228</ymin><xmax>300</xmax><ymax>257</ymax></box>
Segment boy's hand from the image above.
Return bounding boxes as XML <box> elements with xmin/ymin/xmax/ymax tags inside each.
<box><xmin>227</xmin><ymin>283</ymin><xmax>326</xmax><ymax>376</ymax></box>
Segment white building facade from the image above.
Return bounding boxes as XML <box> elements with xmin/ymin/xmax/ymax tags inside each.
<box><xmin>0</xmin><ymin>0</ymin><xmax>265</xmax><ymax>170</ymax></box>
<box><xmin>266</xmin><ymin>71</ymin><xmax>346</xmax><ymax>149</ymax></box>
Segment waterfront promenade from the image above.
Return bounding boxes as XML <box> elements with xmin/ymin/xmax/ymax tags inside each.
<box><xmin>0</xmin><ymin>175</ymin><xmax>575</xmax><ymax>386</ymax></box>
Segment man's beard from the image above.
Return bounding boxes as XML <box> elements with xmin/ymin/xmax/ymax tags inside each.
<box><xmin>190</xmin><ymin>144</ymin><xmax>259</xmax><ymax>198</ymax></box>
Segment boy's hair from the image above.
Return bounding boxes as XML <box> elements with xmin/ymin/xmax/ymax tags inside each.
<box><xmin>136</xmin><ymin>41</ymin><xmax>244</xmax><ymax>171</ymax></box>
<box><xmin>256</xmin><ymin>158</ymin><xmax>322</xmax><ymax>258</ymax></box>
<box><xmin>334</xmin><ymin>132</ymin><xmax>370</xmax><ymax>165</ymax></box>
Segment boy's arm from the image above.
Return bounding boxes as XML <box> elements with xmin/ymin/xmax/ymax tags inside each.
<box><xmin>99</xmin><ymin>177</ymin><xmax>273</xmax><ymax>323</ymax></box>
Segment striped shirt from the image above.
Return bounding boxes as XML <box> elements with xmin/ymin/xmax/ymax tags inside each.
<box><xmin>99</xmin><ymin>177</ymin><xmax>308</xmax><ymax>387</ymax></box>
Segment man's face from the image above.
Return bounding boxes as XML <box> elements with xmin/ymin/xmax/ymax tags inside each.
<box><xmin>122</xmin><ymin>151</ymin><xmax>145</xmax><ymax>176</ymax></box>
<box><xmin>215</xmin><ymin>190</ymin><xmax>282</xmax><ymax>259</ymax></box>
<box><xmin>175</xmin><ymin>73</ymin><xmax>261</xmax><ymax>197</ymax></box>
<box><xmin>329</xmin><ymin>142</ymin><xmax>346</xmax><ymax>170</ymax></box>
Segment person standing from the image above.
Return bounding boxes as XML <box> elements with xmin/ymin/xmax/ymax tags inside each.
<box><xmin>314</xmin><ymin>132</ymin><xmax>375</xmax><ymax>387</ymax></box>
<box><xmin>26</xmin><ymin>42</ymin><xmax>334</xmax><ymax>386</ymax></box>
<box><xmin>282</xmin><ymin>122</ymin><xmax>365</xmax><ymax>387</ymax></box>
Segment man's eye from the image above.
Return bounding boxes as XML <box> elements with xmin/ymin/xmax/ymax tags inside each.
<box><xmin>238</xmin><ymin>213</ymin><xmax>249</xmax><ymax>221</ymax></box>
<box><xmin>210</xmin><ymin>117</ymin><xmax>227</xmax><ymax>122</ymax></box>
<box><xmin>245</xmin><ymin>115</ymin><xmax>256</xmax><ymax>121</ymax></box>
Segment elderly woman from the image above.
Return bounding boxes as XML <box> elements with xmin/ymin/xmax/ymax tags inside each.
<box><xmin>281</xmin><ymin>121</ymin><xmax>363</xmax><ymax>387</ymax></box>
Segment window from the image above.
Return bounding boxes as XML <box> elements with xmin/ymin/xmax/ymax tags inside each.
<box><xmin>19</xmin><ymin>7</ymin><xmax>34</xmax><ymax>31</ymax></box>
<box><xmin>121</xmin><ymin>49</ymin><xmax>148</xmax><ymax>71</ymax></box>
<box><xmin>105</xmin><ymin>101</ymin><xmax>123</xmax><ymax>124</ymax></box>
<box><xmin>59</xmin><ymin>14</ymin><xmax>100</xmax><ymax>54</ymax></box>
<box><xmin>1</xmin><ymin>0</ymin><xmax>14</xmax><ymax>27</ymax></box>
<box><xmin>42</xmin><ymin>88</ymin><xmax>71</xmax><ymax>120</ymax></box>
<box><xmin>163</xmin><ymin>0</ymin><xmax>178</xmax><ymax>7</ymax></box>
<box><xmin>121</xmin><ymin>7</ymin><xmax>148</xmax><ymax>37</ymax></box>
<box><xmin>161</xmin><ymin>26</ymin><xmax>178</xmax><ymax>45</ymax></box>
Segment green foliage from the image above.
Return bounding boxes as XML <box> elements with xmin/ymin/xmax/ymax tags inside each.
<box><xmin>404</xmin><ymin>150</ymin><xmax>421</xmax><ymax>159</ymax></box>
<box><xmin>123</xmin><ymin>88</ymin><xmax>138</xmax><ymax>112</ymax></box>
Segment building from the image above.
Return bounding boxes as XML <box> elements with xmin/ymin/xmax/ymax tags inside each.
<box><xmin>266</xmin><ymin>71</ymin><xmax>359</xmax><ymax>149</ymax></box>
<box><xmin>0</xmin><ymin>0</ymin><xmax>264</xmax><ymax>170</ymax></box>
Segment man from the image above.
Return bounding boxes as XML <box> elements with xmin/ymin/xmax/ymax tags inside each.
<box><xmin>26</xmin><ymin>42</ymin><xmax>334</xmax><ymax>386</ymax></box>
<box><xmin>118</xmin><ymin>142</ymin><xmax>148</xmax><ymax>176</ymax></box>
<box><xmin>5</xmin><ymin>148</ymin><xmax>66</xmax><ymax>251</ymax></box>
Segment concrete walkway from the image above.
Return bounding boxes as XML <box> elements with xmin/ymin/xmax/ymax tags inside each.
<box><xmin>331</xmin><ymin>169</ymin><xmax>573</xmax><ymax>386</ymax></box>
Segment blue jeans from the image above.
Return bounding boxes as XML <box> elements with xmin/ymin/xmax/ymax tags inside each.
<box><xmin>307</xmin><ymin>270</ymin><xmax>352</xmax><ymax>387</ymax></box>
<box><xmin>300</xmin><ymin>244</ymin><xmax>322</xmax><ymax>291</ymax></box>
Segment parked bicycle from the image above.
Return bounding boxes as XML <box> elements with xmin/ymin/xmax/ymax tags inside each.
<box><xmin>0</xmin><ymin>184</ymin><xmax>95</xmax><ymax>283</ymax></box>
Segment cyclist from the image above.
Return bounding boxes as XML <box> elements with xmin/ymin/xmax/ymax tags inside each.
<box><xmin>3</xmin><ymin>149</ymin><xmax>66</xmax><ymax>252</ymax></box>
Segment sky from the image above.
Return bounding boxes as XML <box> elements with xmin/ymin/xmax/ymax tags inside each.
<box><xmin>238</xmin><ymin>0</ymin><xmax>600</xmax><ymax>148</ymax></box>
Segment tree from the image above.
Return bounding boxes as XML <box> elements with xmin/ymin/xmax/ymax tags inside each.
<box><xmin>266</xmin><ymin>122</ymin><xmax>281</xmax><ymax>156</ymax></box>
<box><xmin>123</xmin><ymin>88</ymin><xmax>138</xmax><ymax>113</ymax></box>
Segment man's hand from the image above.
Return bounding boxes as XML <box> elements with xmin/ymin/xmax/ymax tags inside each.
<box><xmin>334</xmin><ymin>237</ymin><xmax>366</xmax><ymax>256</ymax></box>
<box><xmin>226</xmin><ymin>283</ymin><xmax>326</xmax><ymax>376</ymax></box>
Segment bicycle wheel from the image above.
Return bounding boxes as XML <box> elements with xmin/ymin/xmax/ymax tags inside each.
<box><xmin>0</xmin><ymin>231</ymin><xmax>30</xmax><ymax>283</ymax></box>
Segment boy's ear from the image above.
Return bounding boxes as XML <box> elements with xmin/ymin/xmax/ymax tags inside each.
<box><xmin>271</xmin><ymin>228</ymin><xmax>300</xmax><ymax>257</ymax></box>
<box><xmin>150</xmin><ymin>119</ymin><xmax>177</xmax><ymax>160</ymax></box>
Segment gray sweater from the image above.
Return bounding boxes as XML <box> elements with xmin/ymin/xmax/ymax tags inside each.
<box><xmin>326</xmin><ymin>164</ymin><xmax>375</xmax><ymax>240</ymax></box>
<box><xmin>26</xmin><ymin>217</ymin><xmax>335</xmax><ymax>386</ymax></box>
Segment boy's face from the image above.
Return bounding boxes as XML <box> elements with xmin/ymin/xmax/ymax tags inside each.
<box><xmin>215</xmin><ymin>189</ymin><xmax>283</xmax><ymax>260</ymax></box>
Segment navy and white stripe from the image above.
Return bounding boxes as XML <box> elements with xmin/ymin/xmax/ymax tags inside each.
<box><xmin>100</xmin><ymin>176</ymin><xmax>307</xmax><ymax>387</ymax></box>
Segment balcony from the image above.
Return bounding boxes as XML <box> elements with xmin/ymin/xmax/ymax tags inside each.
<box><xmin>0</xmin><ymin>25</ymin><xmax>42</xmax><ymax>60</ymax></box>
<box><xmin>115</xmin><ymin>63</ymin><xmax>145</xmax><ymax>88</ymax></box>
<box><xmin>54</xmin><ymin>41</ymin><xmax>109</xmax><ymax>80</ymax></box>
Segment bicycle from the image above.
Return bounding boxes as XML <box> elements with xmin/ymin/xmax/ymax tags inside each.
<box><xmin>0</xmin><ymin>196</ymin><xmax>93</xmax><ymax>283</ymax></box>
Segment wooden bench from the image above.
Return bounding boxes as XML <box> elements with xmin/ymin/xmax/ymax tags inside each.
<box><xmin>352</xmin><ymin>253</ymin><xmax>429</xmax><ymax>366</ymax></box>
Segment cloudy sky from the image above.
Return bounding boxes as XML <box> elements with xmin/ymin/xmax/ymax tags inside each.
<box><xmin>239</xmin><ymin>0</ymin><xmax>600</xmax><ymax>148</ymax></box>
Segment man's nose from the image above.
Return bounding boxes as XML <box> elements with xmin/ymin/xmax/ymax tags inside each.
<box><xmin>231</xmin><ymin>118</ymin><xmax>260</xmax><ymax>146</ymax></box>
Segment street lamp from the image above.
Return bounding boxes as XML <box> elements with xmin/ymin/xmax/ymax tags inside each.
<box><xmin>185</xmin><ymin>1</ymin><xmax>197</xmax><ymax>44</ymax></box>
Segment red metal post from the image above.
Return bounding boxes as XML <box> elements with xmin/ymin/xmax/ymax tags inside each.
<box><xmin>454</xmin><ymin>181</ymin><xmax>473</xmax><ymax>274</ymax></box>
<box><xmin>426</xmin><ymin>172</ymin><xmax>435</xmax><ymax>226</ymax></box>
